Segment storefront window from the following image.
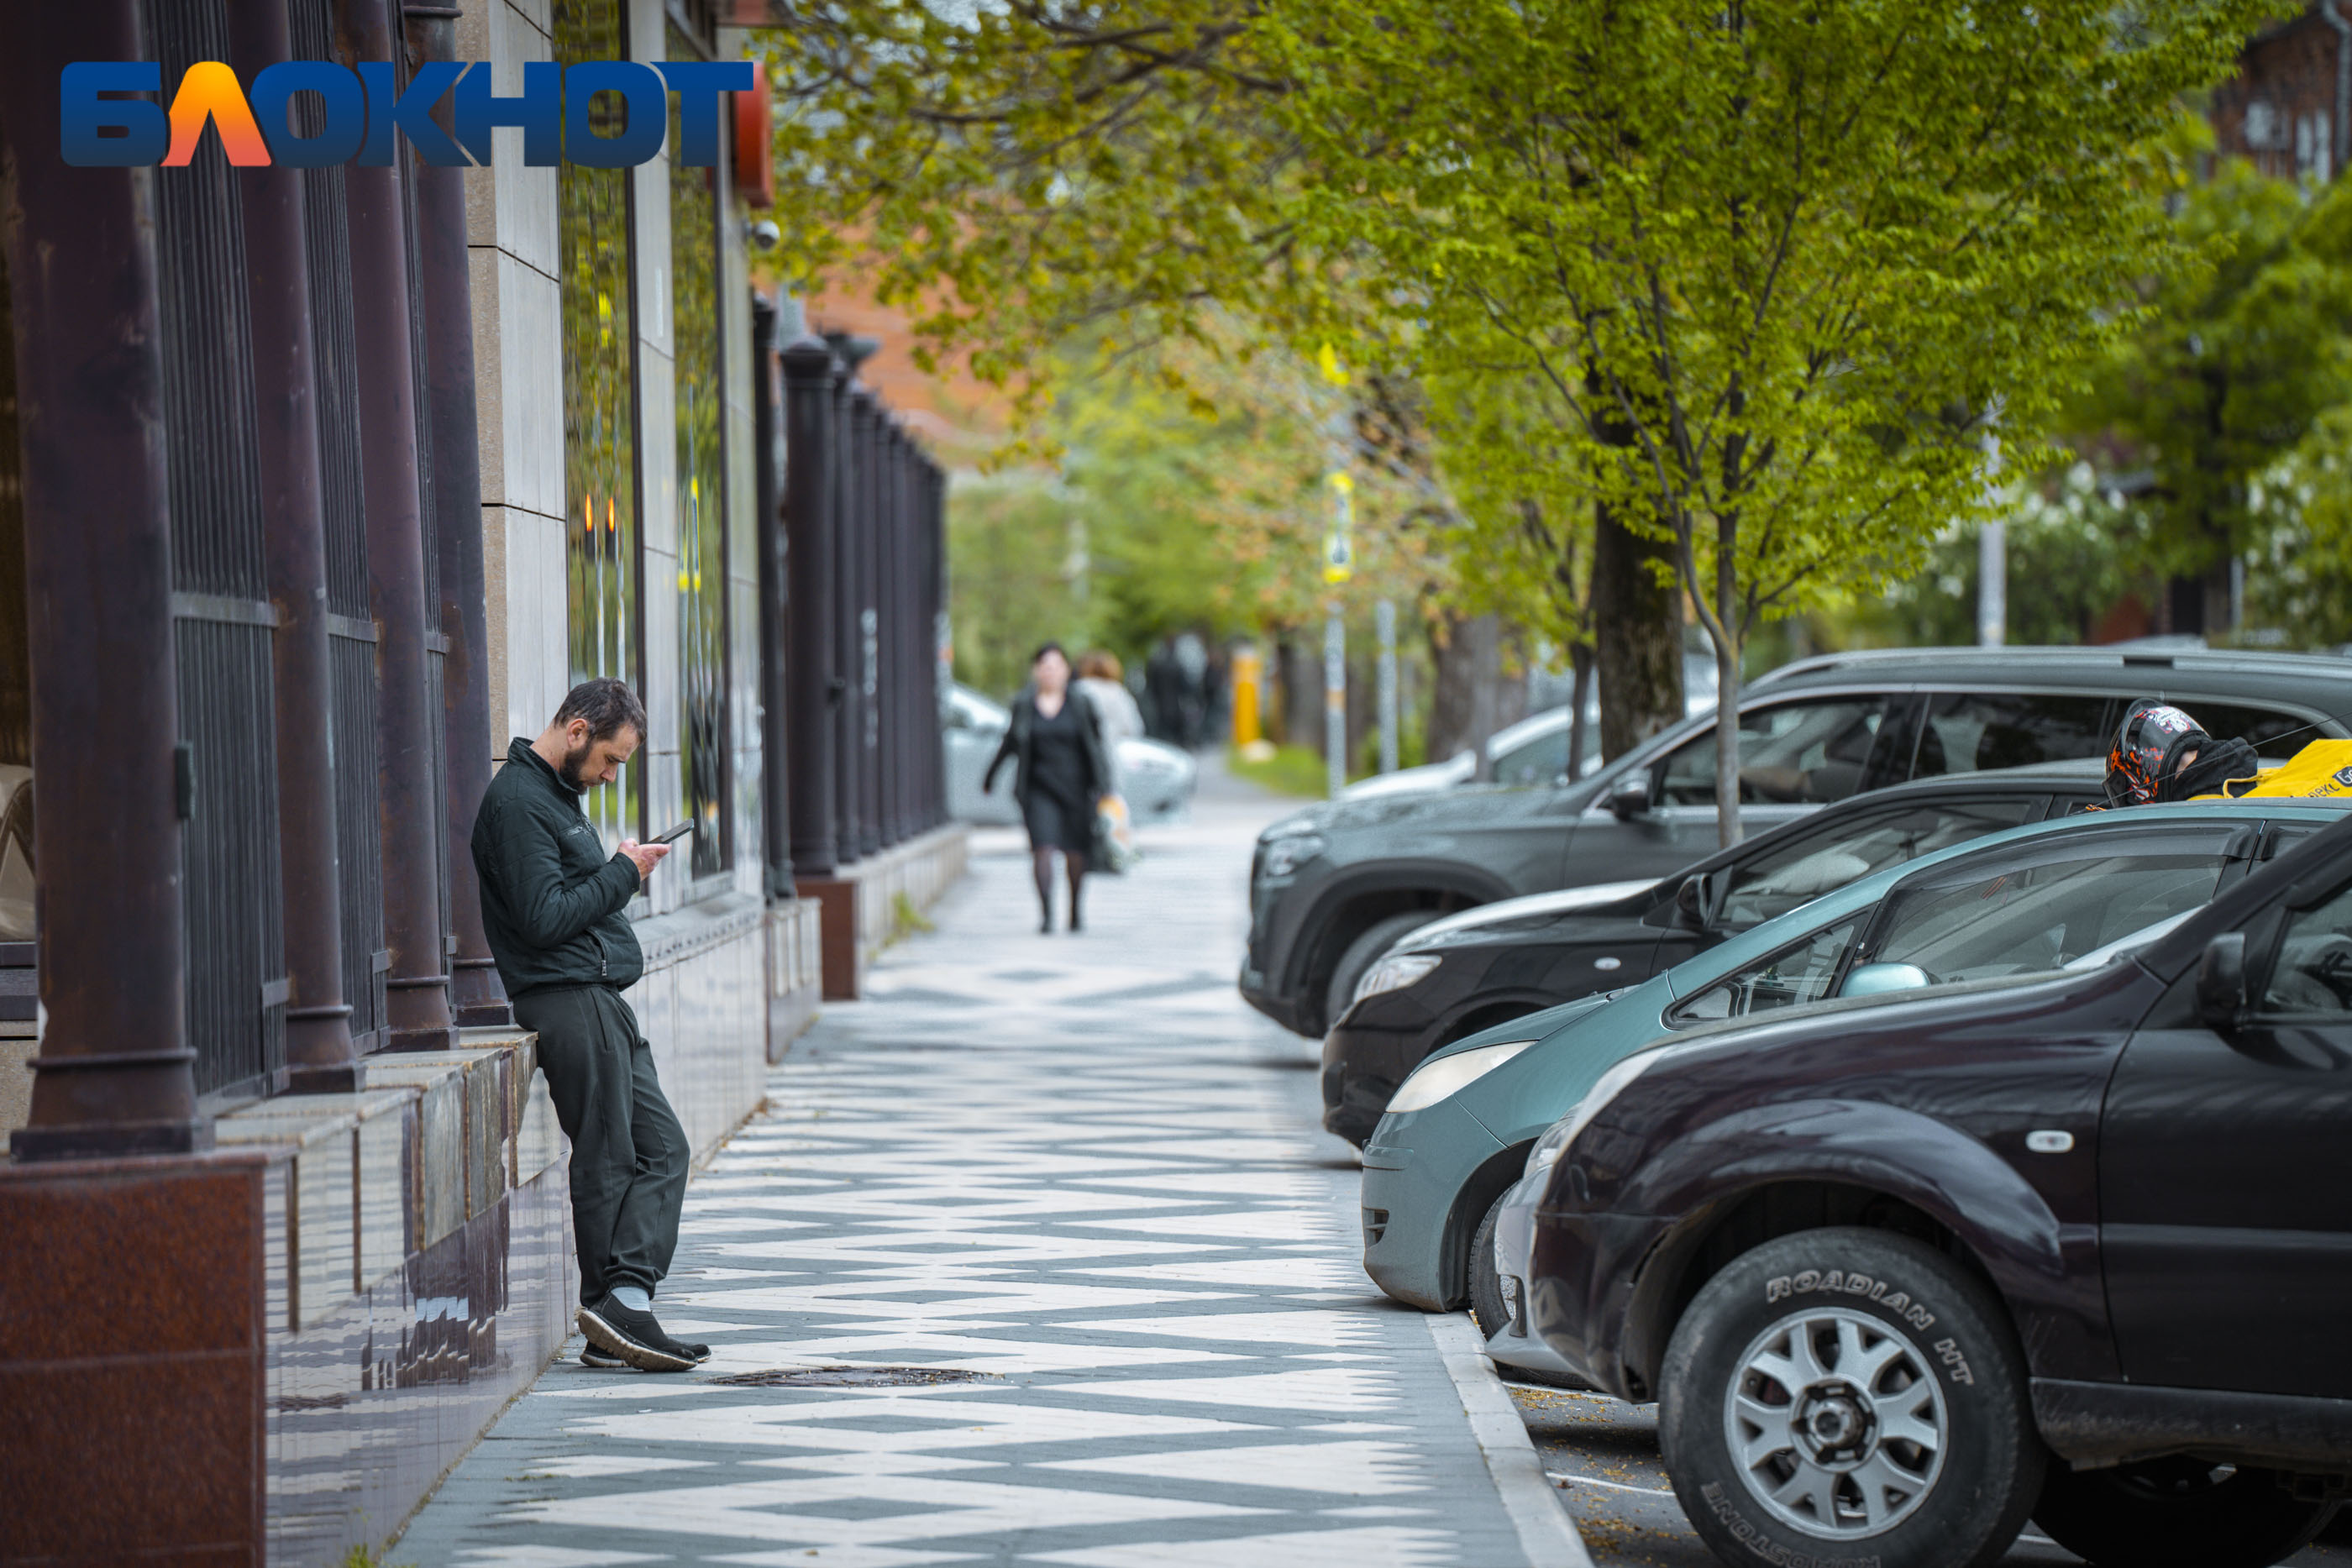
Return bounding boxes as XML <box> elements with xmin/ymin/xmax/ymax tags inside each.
<box><xmin>558</xmin><ymin>0</ymin><xmax>641</xmax><ymax>849</ymax></box>
<box><xmin>669</xmin><ymin>24</ymin><xmax>729</xmax><ymax>879</ymax></box>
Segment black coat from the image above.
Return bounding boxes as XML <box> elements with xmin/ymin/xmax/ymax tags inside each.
<box><xmin>472</xmin><ymin>737</ymin><xmax>645</xmax><ymax>997</ymax></box>
<box><xmin>983</xmin><ymin>687</ymin><xmax>1115</xmax><ymax>806</ymax></box>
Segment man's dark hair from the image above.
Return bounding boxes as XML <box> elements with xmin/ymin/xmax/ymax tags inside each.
<box><xmin>1032</xmin><ymin>641</ymin><xmax>1068</xmax><ymax>666</ymax></box>
<box><xmin>554</xmin><ymin>677</ymin><xmax>647</xmax><ymax>743</ymax></box>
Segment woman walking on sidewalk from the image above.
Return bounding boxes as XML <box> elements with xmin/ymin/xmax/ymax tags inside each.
<box><xmin>984</xmin><ymin>642</ymin><xmax>1114</xmax><ymax>933</ymax></box>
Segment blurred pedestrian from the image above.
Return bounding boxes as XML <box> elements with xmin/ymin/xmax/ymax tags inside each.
<box><xmin>984</xmin><ymin>642</ymin><xmax>1114</xmax><ymax>932</ymax></box>
<box><xmin>1077</xmin><ymin>650</ymin><xmax>1146</xmax><ymax>747</ymax></box>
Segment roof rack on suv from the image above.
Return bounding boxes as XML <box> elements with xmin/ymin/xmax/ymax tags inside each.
<box><xmin>1748</xmin><ymin>644</ymin><xmax>2352</xmax><ymax>690</ymax></box>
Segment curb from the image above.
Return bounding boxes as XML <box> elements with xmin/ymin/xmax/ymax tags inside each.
<box><xmin>1426</xmin><ymin>1312</ymin><xmax>1598</xmax><ymax>1568</ymax></box>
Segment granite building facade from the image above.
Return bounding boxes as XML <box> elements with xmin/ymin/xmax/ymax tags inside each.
<box><xmin>0</xmin><ymin>3</ymin><xmax>961</xmax><ymax>1562</ymax></box>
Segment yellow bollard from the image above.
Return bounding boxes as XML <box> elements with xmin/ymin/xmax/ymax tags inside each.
<box><xmin>1230</xmin><ymin>647</ymin><xmax>1263</xmax><ymax>747</ymax></box>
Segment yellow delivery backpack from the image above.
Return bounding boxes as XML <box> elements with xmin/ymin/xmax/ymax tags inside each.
<box><xmin>2208</xmin><ymin>737</ymin><xmax>2352</xmax><ymax>799</ymax></box>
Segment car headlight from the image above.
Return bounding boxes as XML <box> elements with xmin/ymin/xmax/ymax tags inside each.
<box><xmin>1525</xmin><ymin>1046</ymin><xmax>1676</xmax><ymax>1179</ymax></box>
<box><xmin>1258</xmin><ymin>833</ymin><xmax>1326</xmax><ymax>879</ymax></box>
<box><xmin>1354</xmin><ymin>952</ymin><xmax>1441</xmax><ymax>1004</ymax></box>
<box><xmin>1386</xmin><ymin>1039</ymin><xmax>1538</xmax><ymax>1114</ymax></box>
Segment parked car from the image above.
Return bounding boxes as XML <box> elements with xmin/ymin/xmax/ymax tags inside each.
<box><xmin>1341</xmin><ymin>649</ymin><xmax>1719</xmax><ymax>802</ymax></box>
<box><xmin>942</xmin><ymin>683</ymin><xmax>1198</xmax><ymax>826</ymax></box>
<box><xmin>1494</xmin><ymin>810</ymin><xmax>2352</xmax><ymax>1568</ymax></box>
<box><xmin>1244</xmin><ymin>646</ymin><xmax>2352</xmax><ymax>1039</ymax></box>
<box><xmin>1319</xmin><ymin>763</ymin><xmax>2108</xmax><ymax>1146</ymax></box>
<box><xmin>1356</xmin><ymin>796</ymin><xmax>2350</xmax><ymax>1331</ymax></box>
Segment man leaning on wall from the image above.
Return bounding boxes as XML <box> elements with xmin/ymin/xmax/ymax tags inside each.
<box><xmin>471</xmin><ymin>677</ymin><xmax>704</xmax><ymax>1371</ymax></box>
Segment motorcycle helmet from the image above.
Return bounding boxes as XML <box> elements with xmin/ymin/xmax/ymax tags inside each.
<box><xmin>2105</xmin><ymin>700</ymin><xmax>2208</xmax><ymax>807</ymax></box>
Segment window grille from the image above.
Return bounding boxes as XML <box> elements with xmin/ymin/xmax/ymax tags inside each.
<box><xmin>145</xmin><ymin>0</ymin><xmax>288</xmax><ymax>1099</ymax></box>
<box><xmin>289</xmin><ymin>0</ymin><xmax>391</xmax><ymax>1051</ymax></box>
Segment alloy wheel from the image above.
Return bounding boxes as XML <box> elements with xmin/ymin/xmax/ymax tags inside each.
<box><xmin>1723</xmin><ymin>1304</ymin><xmax>1948</xmax><ymax>1539</ymax></box>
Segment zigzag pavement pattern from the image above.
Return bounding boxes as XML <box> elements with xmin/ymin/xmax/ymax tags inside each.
<box><xmin>395</xmin><ymin>781</ymin><xmax>1591</xmax><ymax>1567</ymax></box>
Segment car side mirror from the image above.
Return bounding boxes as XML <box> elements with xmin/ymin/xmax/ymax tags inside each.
<box><xmin>2195</xmin><ymin>932</ymin><xmax>2248</xmax><ymax>1031</ymax></box>
<box><xmin>1608</xmin><ymin>772</ymin><xmax>1652</xmax><ymax>819</ymax></box>
<box><xmin>1840</xmin><ymin>961</ymin><xmax>1932</xmax><ymax>999</ymax></box>
<box><xmin>1675</xmin><ymin>870</ymin><xmax>1724</xmax><ymax>931</ymax></box>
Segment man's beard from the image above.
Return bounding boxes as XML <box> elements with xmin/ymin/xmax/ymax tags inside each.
<box><xmin>558</xmin><ymin>741</ymin><xmax>594</xmax><ymax>794</ymax></box>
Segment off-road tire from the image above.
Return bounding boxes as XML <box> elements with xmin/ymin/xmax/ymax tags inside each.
<box><xmin>1659</xmin><ymin>1227</ymin><xmax>2043</xmax><ymax>1568</ymax></box>
<box><xmin>2035</xmin><ymin>1458</ymin><xmax>2339</xmax><ymax>1568</ymax></box>
<box><xmin>1322</xmin><ymin>912</ymin><xmax>1436</xmax><ymax>1034</ymax></box>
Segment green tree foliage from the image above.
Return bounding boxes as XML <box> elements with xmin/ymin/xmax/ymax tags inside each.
<box><xmin>759</xmin><ymin>4</ymin><xmax>1326</xmax><ymax>416</ymax></box>
<box><xmin>1855</xmin><ymin>467</ymin><xmax>2147</xmax><ymax>648</ymax></box>
<box><xmin>1263</xmin><ymin>0</ymin><xmax>2265</xmax><ymax>842</ymax></box>
<box><xmin>2065</xmin><ymin>159</ymin><xmax>2352</xmax><ymax>612</ymax></box>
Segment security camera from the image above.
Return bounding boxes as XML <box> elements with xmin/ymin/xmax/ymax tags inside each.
<box><xmin>746</xmin><ymin>218</ymin><xmax>780</xmax><ymax>252</ymax></box>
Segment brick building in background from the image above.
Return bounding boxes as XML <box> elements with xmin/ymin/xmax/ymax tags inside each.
<box><xmin>2209</xmin><ymin>3</ymin><xmax>2351</xmax><ymax>183</ymax></box>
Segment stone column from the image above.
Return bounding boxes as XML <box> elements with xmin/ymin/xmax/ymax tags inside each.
<box><xmin>834</xmin><ymin>380</ymin><xmax>869</xmax><ymax>863</ymax></box>
<box><xmin>407</xmin><ymin>0</ymin><xmax>509</xmax><ymax>1029</ymax></box>
<box><xmin>855</xmin><ymin>392</ymin><xmax>885</xmax><ymax>858</ymax></box>
<box><xmin>780</xmin><ymin>333</ymin><xmax>840</xmax><ymax>878</ymax></box>
<box><xmin>751</xmin><ymin>297</ymin><xmax>793</xmax><ymax>894</ymax></box>
<box><xmin>234</xmin><ymin>0</ymin><xmax>360</xmax><ymax>1091</ymax></box>
<box><xmin>342</xmin><ymin>0</ymin><xmax>454</xmax><ymax>1052</ymax></box>
<box><xmin>876</xmin><ymin>419</ymin><xmax>905</xmax><ymax>847</ymax></box>
<box><xmin>924</xmin><ymin>454</ymin><xmax>949</xmax><ymax>830</ymax></box>
<box><xmin>2</xmin><ymin>2</ymin><xmax>203</xmax><ymax>1157</ymax></box>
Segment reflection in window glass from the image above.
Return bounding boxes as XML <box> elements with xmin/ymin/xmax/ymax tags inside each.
<box><xmin>669</xmin><ymin>27</ymin><xmax>728</xmax><ymax>879</ymax></box>
<box><xmin>2186</xmin><ymin>703</ymin><xmax>2317</xmax><ymax>763</ymax></box>
<box><xmin>2258</xmin><ymin>883</ymin><xmax>2352</xmax><ymax>1016</ymax></box>
<box><xmin>1671</xmin><ymin>918</ymin><xmax>1861</xmax><ymax>1024</ymax></box>
<box><xmin>1716</xmin><ymin>799</ymin><xmax>2037</xmax><ymax>930</ymax></box>
<box><xmin>1494</xmin><ymin>726</ymin><xmax>1572</xmax><ymax>787</ymax></box>
<box><xmin>557</xmin><ymin>0</ymin><xmax>638</xmax><ymax>849</ymax></box>
<box><xmin>1911</xmin><ymin>692</ymin><xmax>2111</xmax><ymax>777</ymax></box>
<box><xmin>1872</xmin><ymin>845</ymin><xmax>2233</xmax><ymax>984</ymax></box>
<box><xmin>1661</xmin><ymin>700</ymin><xmax>1893</xmax><ymax>807</ymax></box>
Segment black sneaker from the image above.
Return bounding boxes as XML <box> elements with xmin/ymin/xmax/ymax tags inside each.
<box><xmin>577</xmin><ymin>1297</ymin><xmax>699</xmax><ymax>1372</ymax></box>
<box><xmin>580</xmin><ymin>1342</ymin><xmax>711</xmax><ymax>1367</ymax></box>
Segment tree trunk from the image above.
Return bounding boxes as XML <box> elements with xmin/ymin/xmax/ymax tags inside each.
<box><xmin>1427</xmin><ymin>609</ymin><xmax>1521</xmax><ymax>770</ymax></box>
<box><xmin>1567</xmin><ymin>641</ymin><xmax>1594</xmax><ymax>779</ymax></box>
<box><xmin>1279</xmin><ymin>634</ymin><xmax>1322</xmax><ymax>751</ymax></box>
<box><xmin>1592</xmin><ymin>503</ymin><xmax>1683</xmax><ymax>761</ymax></box>
<box><xmin>1711</xmin><ymin>632</ymin><xmax>1742</xmax><ymax>847</ymax></box>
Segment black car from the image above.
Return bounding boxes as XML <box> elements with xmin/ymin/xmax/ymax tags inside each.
<box><xmin>1317</xmin><ymin>764</ymin><xmax>2109</xmax><ymax>1145</ymax></box>
<box><xmin>1512</xmin><ymin>809</ymin><xmax>2352</xmax><ymax>1568</ymax></box>
<box><xmin>1242</xmin><ymin>646</ymin><xmax>2352</xmax><ymax>1041</ymax></box>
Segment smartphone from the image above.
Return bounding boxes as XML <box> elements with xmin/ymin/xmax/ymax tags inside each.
<box><xmin>649</xmin><ymin>820</ymin><xmax>695</xmax><ymax>845</ymax></box>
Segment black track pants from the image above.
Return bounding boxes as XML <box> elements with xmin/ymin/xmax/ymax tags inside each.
<box><xmin>513</xmin><ymin>984</ymin><xmax>689</xmax><ymax>1306</ymax></box>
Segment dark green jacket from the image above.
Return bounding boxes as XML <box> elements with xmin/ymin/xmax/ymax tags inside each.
<box><xmin>472</xmin><ymin>737</ymin><xmax>644</xmax><ymax>997</ymax></box>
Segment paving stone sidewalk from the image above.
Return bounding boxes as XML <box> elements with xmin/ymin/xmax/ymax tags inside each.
<box><xmin>395</xmin><ymin>778</ymin><xmax>1585</xmax><ymax>1567</ymax></box>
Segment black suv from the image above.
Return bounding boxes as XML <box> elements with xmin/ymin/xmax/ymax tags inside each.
<box><xmin>1317</xmin><ymin>763</ymin><xmax>2109</xmax><ymax>1145</ymax></box>
<box><xmin>1241</xmin><ymin>647</ymin><xmax>2352</xmax><ymax>1040</ymax></box>
<box><xmin>1515</xmin><ymin>810</ymin><xmax>2352</xmax><ymax>1568</ymax></box>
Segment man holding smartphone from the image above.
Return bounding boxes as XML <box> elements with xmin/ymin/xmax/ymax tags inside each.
<box><xmin>472</xmin><ymin>678</ymin><xmax>703</xmax><ymax>1371</ymax></box>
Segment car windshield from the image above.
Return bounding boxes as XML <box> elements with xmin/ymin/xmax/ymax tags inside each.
<box><xmin>1716</xmin><ymin>798</ymin><xmax>2040</xmax><ymax>930</ymax></box>
<box><xmin>1872</xmin><ymin>847</ymin><xmax>2235</xmax><ymax>984</ymax></box>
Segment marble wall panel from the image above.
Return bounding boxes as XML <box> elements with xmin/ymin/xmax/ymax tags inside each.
<box><xmin>498</xmin><ymin>252</ymin><xmax>564</xmax><ymax>522</ymax></box>
<box><xmin>464</xmin><ymin>1055</ymin><xmax>507</xmax><ymax>1221</ymax></box>
<box><xmin>515</xmin><ymin>1065</ymin><xmax>565</xmax><ymax>1183</ymax></box>
<box><xmin>364</xmin><ymin>1062</ymin><xmax>465</xmax><ymax>1251</ymax></box>
<box><xmin>355</xmin><ymin>1093</ymin><xmax>413</xmax><ymax>1289</ymax></box>
<box><xmin>501</xmin><ymin>505</ymin><xmax>570</xmax><ymax>738</ymax></box>
<box><xmin>263</xmin><ymin>1165</ymin><xmax>573</xmax><ymax>1568</ymax></box>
